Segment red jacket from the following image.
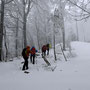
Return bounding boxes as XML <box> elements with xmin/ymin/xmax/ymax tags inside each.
<box><xmin>42</xmin><ymin>45</ymin><xmax>47</xmax><ymax>51</ymax></box>
<box><xmin>25</xmin><ymin>49</ymin><xmax>31</xmax><ymax>57</ymax></box>
<box><xmin>31</xmin><ymin>47</ymin><xmax>36</xmax><ymax>55</ymax></box>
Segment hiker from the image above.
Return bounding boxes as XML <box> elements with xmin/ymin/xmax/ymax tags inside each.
<box><xmin>46</xmin><ymin>44</ymin><xmax>49</xmax><ymax>55</ymax></box>
<box><xmin>22</xmin><ymin>46</ymin><xmax>31</xmax><ymax>70</ymax></box>
<box><xmin>30</xmin><ymin>46</ymin><xmax>37</xmax><ymax>64</ymax></box>
<box><xmin>42</xmin><ymin>45</ymin><xmax>47</xmax><ymax>57</ymax></box>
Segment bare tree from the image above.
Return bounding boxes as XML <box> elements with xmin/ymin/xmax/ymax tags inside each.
<box><xmin>3</xmin><ymin>26</ymin><xmax>8</xmax><ymax>61</ymax></box>
<box><xmin>0</xmin><ymin>0</ymin><xmax>14</xmax><ymax>61</ymax></box>
<box><xmin>22</xmin><ymin>0</ymin><xmax>33</xmax><ymax>48</ymax></box>
<box><xmin>15</xmin><ymin>14</ymin><xmax>19</xmax><ymax>57</ymax></box>
<box><xmin>0</xmin><ymin>0</ymin><xmax>5</xmax><ymax>61</ymax></box>
<box><xmin>59</xmin><ymin>1</ymin><xmax>66</xmax><ymax>50</ymax></box>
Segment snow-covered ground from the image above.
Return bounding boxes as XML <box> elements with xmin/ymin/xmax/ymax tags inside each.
<box><xmin>0</xmin><ymin>41</ymin><xmax>90</xmax><ymax>90</ymax></box>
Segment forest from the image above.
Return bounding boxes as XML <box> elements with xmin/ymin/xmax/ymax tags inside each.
<box><xmin>1</xmin><ymin>1</ymin><xmax>90</xmax><ymax>90</ymax></box>
<box><xmin>0</xmin><ymin>0</ymin><xmax>90</xmax><ymax>61</ymax></box>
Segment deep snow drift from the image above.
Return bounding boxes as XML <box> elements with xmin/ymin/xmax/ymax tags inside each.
<box><xmin>0</xmin><ymin>41</ymin><xmax>90</xmax><ymax>90</ymax></box>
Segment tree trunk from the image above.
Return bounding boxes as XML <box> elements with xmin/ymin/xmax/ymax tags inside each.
<box><xmin>60</xmin><ymin>13</ymin><xmax>65</xmax><ymax>50</ymax></box>
<box><xmin>0</xmin><ymin>0</ymin><xmax>4</xmax><ymax>61</ymax></box>
<box><xmin>23</xmin><ymin>5</ymin><xmax>27</xmax><ymax>48</ymax></box>
<box><xmin>75</xmin><ymin>19</ymin><xmax>79</xmax><ymax>41</ymax></box>
<box><xmin>15</xmin><ymin>17</ymin><xmax>19</xmax><ymax>57</ymax></box>
<box><xmin>59</xmin><ymin>1</ymin><xmax>66</xmax><ymax>50</ymax></box>
<box><xmin>22</xmin><ymin>0</ymin><xmax>32</xmax><ymax>48</ymax></box>
<box><xmin>37</xmin><ymin>29</ymin><xmax>40</xmax><ymax>50</ymax></box>
<box><xmin>35</xmin><ymin>16</ymin><xmax>40</xmax><ymax>50</ymax></box>
<box><xmin>53</xmin><ymin>24</ymin><xmax>57</xmax><ymax>61</ymax></box>
<box><xmin>4</xmin><ymin>26</ymin><xmax>8</xmax><ymax>61</ymax></box>
<box><xmin>62</xmin><ymin>26</ymin><xmax>65</xmax><ymax>50</ymax></box>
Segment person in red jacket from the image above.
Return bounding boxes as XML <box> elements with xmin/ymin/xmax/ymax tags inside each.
<box><xmin>42</xmin><ymin>45</ymin><xmax>47</xmax><ymax>57</ymax></box>
<box><xmin>30</xmin><ymin>46</ymin><xmax>37</xmax><ymax>64</ymax></box>
<box><xmin>22</xmin><ymin>46</ymin><xmax>31</xmax><ymax>70</ymax></box>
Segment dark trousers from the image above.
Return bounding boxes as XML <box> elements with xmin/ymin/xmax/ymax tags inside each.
<box><xmin>42</xmin><ymin>50</ymin><xmax>46</xmax><ymax>57</ymax></box>
<box><xmin>22</xmin><ymin>56</ymin><xmax>28</xmax><ymax>70</ymax></box>
<box><xmin>47</xmin><ymin>49</ymin><xmax>49</xmax><ymax>55</ymax></box>
<box><xmin>30</xmin><ymin>54</ymin><xmax>35</xmax><ymax>64</ymax></box>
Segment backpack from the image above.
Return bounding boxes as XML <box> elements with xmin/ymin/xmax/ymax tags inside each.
<box><xmin>31</xmin><ymin>47</ymin><xmax>36</xmax><ymax>55</ymax></box>
<box><xmin>22</xmin><ymin>48</ymin><xmax>26</xmax><ymax>56</ymax></box>
<box><xmin>42</xmin><ymin>45</ymin><xmax>47</xmax><ymax>51</ymax></box>
<box><xmin>46</xmin><ymin>44</ymin><xmax>49</xmax><ymax>50</ymax></box>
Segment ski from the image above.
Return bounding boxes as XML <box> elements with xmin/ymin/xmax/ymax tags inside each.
<box><xmin>24</xmin><ymin>70</ymin><xmax>30</xmax><ymax>74</ymax></box>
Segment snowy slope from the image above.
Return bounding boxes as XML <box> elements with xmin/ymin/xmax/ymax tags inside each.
<box><xmin>0</xmin><ymin>41</ymin><xmax>90</xmax><ymax>90</ymax></box>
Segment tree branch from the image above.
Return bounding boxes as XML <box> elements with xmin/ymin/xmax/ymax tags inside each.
<box><xmin>5</xmin><ymin>0</ymin><xmax>14</xmax><ymax>4</ymax></box>
<box><xmin>67</xmin><ymin>0</ymin><xmax>90</xmax><ymax>15</ymax></box>
<box><xmin>26</xmin><ymin>0</ymin><xmax>32</xmax><ymax>17</ymax></box>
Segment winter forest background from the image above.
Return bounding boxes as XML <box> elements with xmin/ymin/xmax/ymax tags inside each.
<box><xmin>0</xmin><ymin>0</ymin><xmax>90</xmax><ymax>61</ymax></box>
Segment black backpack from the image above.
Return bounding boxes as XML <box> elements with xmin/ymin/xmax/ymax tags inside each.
<box><xmin>22</xmin><ymin>48</ymin><xmax>26</xmax><ymax>56</ymax></box>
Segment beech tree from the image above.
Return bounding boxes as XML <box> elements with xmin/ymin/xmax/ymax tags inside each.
<box><xmin>0</xmin><ymin>0</ymin><xmax>14</xmax><ymax>61</ymax></box>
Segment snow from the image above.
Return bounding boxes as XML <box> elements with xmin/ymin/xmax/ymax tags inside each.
<box><xmin>0</xmin><ymin>41</ymin><xmax>90</xmax><ymax>90</ymax></box>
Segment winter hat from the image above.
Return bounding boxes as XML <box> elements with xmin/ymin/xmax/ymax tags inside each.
<box><xmin>26</xmin><ymin>46</ymin><xmax>30</xmax><ymax>49</ymax></box>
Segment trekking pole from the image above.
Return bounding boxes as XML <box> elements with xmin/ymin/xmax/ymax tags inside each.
<box><xmin>60</xmin><ymin>43</ymin><xmax>67</xmax><ymax>61</ymax></box>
